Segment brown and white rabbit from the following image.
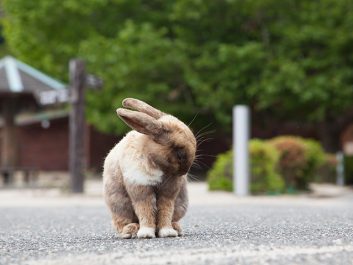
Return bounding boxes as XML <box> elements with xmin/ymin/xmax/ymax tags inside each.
<box><xmin>103</xmin><ymin>98</ymin><xmax>196</xmax><ymax>239</ymax></box>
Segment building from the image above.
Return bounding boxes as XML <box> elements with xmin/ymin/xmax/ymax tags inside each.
<box><xmin>0</xmin><ymin>109</ymin><xmax>118</xmax><ymax>172</ymax></box>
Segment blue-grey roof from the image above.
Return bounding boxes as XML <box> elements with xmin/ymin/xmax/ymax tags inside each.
<box><xmin>0</xmin><ymin>56</ymin><xmax>68</xmax><ymax>105</ymax></box>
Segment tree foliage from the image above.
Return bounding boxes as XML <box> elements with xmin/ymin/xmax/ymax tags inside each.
<box><xmin>3</xmin><ymin>0</ymin><xmax>353</xmax><ymax>145</ymax></box>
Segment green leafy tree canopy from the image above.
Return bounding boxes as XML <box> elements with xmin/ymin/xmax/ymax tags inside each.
<box><xmin>3</xmin><ymin>0</ymin><xmax>353</xmax><ymax>150</ymax></box>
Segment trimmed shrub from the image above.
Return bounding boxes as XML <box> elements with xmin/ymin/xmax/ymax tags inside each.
<box><xmin>302</xmin><ymin>139</ymin><xmax>326</xmax><ymax>186</ymax></box>
<box><xmin>207</xmin><ymin>139</ymin><xmax>284</xmax><ymax>194</ymax></box>
<box><xmin>250</xmin><ymin>140</ymin><xmax>284</xmax><ymax>193</ymax></box>
<box><xmin>269</xmin><ymin>136</ymin><xmax>307</xmax><ymax>190</ymax></box>
<box><xmin>207</xmin><ymin>150</ymin><xmax>233</xmax><ymax>192</ymax></box>
<box><xmin>269</xmin><ymin>136</ymin><xmax>325</xmax><ymax>190</ymax></box>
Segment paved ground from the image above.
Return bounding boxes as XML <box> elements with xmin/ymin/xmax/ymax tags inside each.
<box><xmin>1</xmin><ymin>183</ymin><xmax>353</xmax><ymax>265</ymax></box>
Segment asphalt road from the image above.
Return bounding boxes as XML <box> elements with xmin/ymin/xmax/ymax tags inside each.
<box><xmin>1</xmin><ymin>196</ymin><xmax>353</xmax><ymax>265</ymax></box>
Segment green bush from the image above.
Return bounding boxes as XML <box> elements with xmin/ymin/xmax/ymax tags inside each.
<box><xmin>302</xmin><ymin>139</ymin><xmax>326</xmax><ymax>183</ymax></box>
<box><xmin>299</xmin><ymin>138</ymin><xmax>324</xmax><ymax>183</ymax></box>
<box><xmin>250</xmin><ymin>140</ymin><xmax>284</xmax><ymax>194</ymax></box>
<box><xmin>207</xmin><ymin>139</ymin><xmax>284</xmax><ymax>194</ymax></box>
<box><xmin>208</xmin><ymin>136</ymin><xmax>329</xmax><ymax>194</ymax></box>
<box><xmin>269</xmin><ymin>136</ymin><xmax>325</xmax><ymax>190</ymax></box>
<box><xmin>207</xmin><ymin>150</ymin><xmax>233</xmax><ymax>192</ymax></box>
<box><xmin>269</xmin><ymin>136</ymin><xmax>307</xmax><ymax>190</ymax></box>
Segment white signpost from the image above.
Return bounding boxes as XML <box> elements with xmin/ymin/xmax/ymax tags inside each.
<box><xmin>336</xmin><ymin>152</ymin><xmax>345</xmax><ymax>186</ymax></box>
<box><xmin>233</xmin><ymin>105</ymin><xmax>250</xmax><ymax>196</ymax></box>
<box><xmin>38</xmin><ymin>89</ymin><xmax>69</xmax><ymax>105</ymax></box>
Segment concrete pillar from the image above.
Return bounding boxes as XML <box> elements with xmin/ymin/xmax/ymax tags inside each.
<box><xmin>233</xmin><ymin>105</ymin><xmax>250</xmax><ymax>196</ymax></box>
<box><xmin>336</xmin><ymin>152</ymin><xmax>344</xmax><ymax>186</ymax></box>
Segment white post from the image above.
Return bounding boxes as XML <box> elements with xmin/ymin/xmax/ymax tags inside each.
<box><xmin>233</xmin><ymin>105</ymin><xmax>250</xmax><ymax>196</ymax></box>
<box><xmin>336</xmin><ymin>152</ymin><xmax>344</xmax><ymax>186</ymax></box>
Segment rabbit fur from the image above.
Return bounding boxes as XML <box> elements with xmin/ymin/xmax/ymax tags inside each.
<box><xmin>103</xmin><ymin>98</ymin><xmax>196</xmax><ymax>239</ymax></box>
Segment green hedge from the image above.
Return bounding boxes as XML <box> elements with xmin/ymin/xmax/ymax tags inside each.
<box><xmin>207</xmin><ymin>139</ymin><xmax>284</xmax><ymax>194</ymax></box>
<box><xmin>207</xmin><ymin>150</ymin><xmax>233</xmax><ymax>192</ymax></box>
<box><xmin>269</xmin><ymin>136</ymin><xmax>325</xmax><ymax>190</ymax></box>
<box><xmin>303</xmin><ymin>139</ymin><xmax>326</xmax><ymax>184</ymax></box>
<box><xmin>207</xmin><ymin>136</ymin><xmax>329</xmax><ymax>193</ymax></box>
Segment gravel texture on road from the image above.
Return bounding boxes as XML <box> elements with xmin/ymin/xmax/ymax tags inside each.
<box><xmin>1</xmin><ymin>197</ymin><xmax>353</xmax><ymax>265</ymax></box>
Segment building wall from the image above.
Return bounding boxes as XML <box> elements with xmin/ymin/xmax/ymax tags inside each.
<box><xmin>17</xmin><ymin>118</ymin><xmax>69</xmax><ymax>170</ymax></box>
<box><xmin>87</xmin><ymin>126</ymin><xmax>120</xmax><ymax>172</ymax></box>
<box><xmin>0</xmin><ymin>117</ymin><xmax>120</xmax><ymax>172</ymax></box>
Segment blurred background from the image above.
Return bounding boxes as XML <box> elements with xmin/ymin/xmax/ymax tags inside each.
<box><xmin>0</xmin><ymin>0</ymin><xmax>353</xmax><ymax>196</ymax></box>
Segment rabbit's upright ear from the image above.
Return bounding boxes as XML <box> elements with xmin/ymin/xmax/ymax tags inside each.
<box><xmin>122</xmin><ymin>98</ymin><xmax>164</xmax><ymax>119</ymax></box>
<box><xmin>117</xmin><ymin>108</ymin><xmax>162</xmax><ymax>136</ymax></box>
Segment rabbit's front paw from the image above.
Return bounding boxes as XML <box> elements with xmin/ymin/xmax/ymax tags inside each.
<box><xmin>172</xmin><ymin>222</ymin><xmax>183</xmax><ymax>236</ymax></box>
<box><xmin>137</xmin><ymin>227</ymin><xmax>156</xmax><ymax>239</ymax></box>
<box><xmin>158</xmin><ymin>227</ymin><xmax>178</xmax><ymax>238</ymax></box>
<box><xmin>120</xmin><ymin>223</ymin><xmax>139</xmax><ymax>239</ymax></box>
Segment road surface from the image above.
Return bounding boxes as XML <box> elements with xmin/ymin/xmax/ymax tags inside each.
<box><xmin>0</xmin><ymin>184</ymin><xmax>353</xmax><ymax>265</ymax></box>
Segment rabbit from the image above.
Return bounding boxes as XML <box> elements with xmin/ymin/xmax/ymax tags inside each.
<box><xmin>103</xmin><ymin>98</ymin><xmax>196</xmax><ymax>239</ymax></box>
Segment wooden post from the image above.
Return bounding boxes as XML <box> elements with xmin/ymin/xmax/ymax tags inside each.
<box><xmin>69</xmin><ymin>59</ymin><xmax>86</xmax><ymax>193</ymax></box>
<box><xmin>1</xmin><ymin>98</ymin><xmax>17</xmax><ymax>184</ymax></box>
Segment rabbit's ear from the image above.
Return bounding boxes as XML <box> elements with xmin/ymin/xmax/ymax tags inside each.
<box><xmin>122</xmin><ymin>98</ymin><xmax>164</xmax><ymax>119</ymax></box>
<box><xmin>117</xmin><ymin>108</ymin><xmax>162</xmax><ymax>135</ymax></box>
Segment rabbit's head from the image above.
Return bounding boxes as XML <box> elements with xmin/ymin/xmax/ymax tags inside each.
<box><xmin>117</xmin><ymin>98</ymin><xmax>196</xmax><ymax>177</ymax></box>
